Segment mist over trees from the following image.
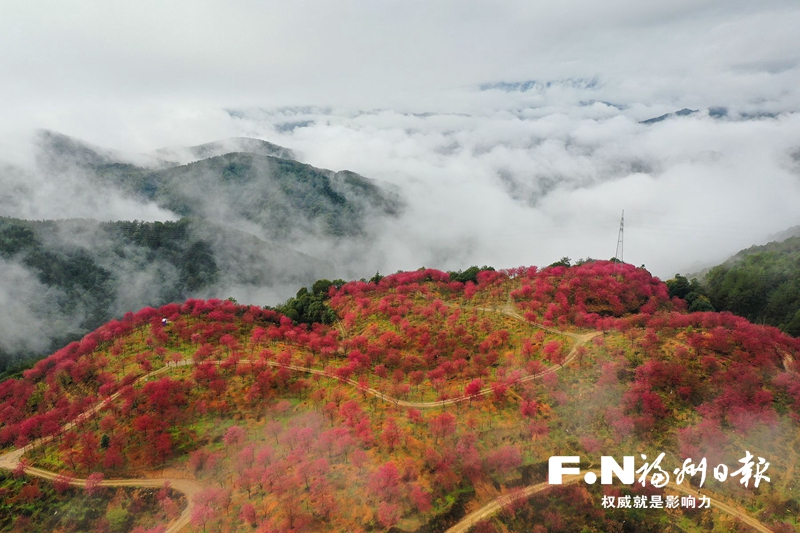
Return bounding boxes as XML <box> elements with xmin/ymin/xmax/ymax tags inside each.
<box><xmin>0</xmin><ymin>216</ymin><xmax>332</xmax><ymax>374</ymax></box>
<box><xmin>0</xmin><ymin>132</ymin><xmax>403</xmax><ymax>373</ymax></box>
<box><xmin>702</xmin><ymin>235</ymin><xmax>800</xmax><ymax>336</ymax></box>
<box><xmin>2</xmin><ymin>262</ymin><xmax>799</xmax><ymax>531</ymax></box>
<box><xmin>1</xmin><ymin>2</ymin><xmax>800</xmax><ymax>529</ymax></box>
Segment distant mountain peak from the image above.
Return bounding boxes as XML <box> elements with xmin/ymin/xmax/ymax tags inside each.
<box><xmin>478</xmin><ymin>77</ymin><xmax>602</xmax><ymax>92</ymax></box>
<box><xmin>639</xmin><ymin>108</ymin><xmax>699</xmax><ymax>125</ymax></box>
<box><xmin>34</xmin><ymin>129</ymin><xmax>169</xmax><ymax>170</ymax></box>
<box><xmin>34</xmin><ymin>129</ymin><xmax>127</xmax><ymax>169</ymax></box>
<box><xmin>153</xmin><ymin>137</ymin><xmax>295</xmax><ymax>165</ymax></box>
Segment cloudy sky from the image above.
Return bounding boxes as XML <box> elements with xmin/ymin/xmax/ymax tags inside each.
<box><xmin>2</xmin><ymin>0</ymin><xmax>800</xmax><ymax>278</ymax></box>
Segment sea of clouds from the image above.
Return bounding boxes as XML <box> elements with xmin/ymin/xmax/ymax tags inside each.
<box><xmin>1</xmin><ymin>0</ymin><xmax>799</xmax><ymax>359</ymax></box>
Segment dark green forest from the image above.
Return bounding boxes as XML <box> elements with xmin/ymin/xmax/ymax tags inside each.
<box><xmin>666</xmin><ymin>234</ymin><xmax>800</xmax><ymax>337</ymax></box>
<box><xmin>0</xmin><ymin>217</ymin><xmax>219</xmax><ymax>375</ymax></box>
<box><xmin>1</xmin><ymin>131</ymin><xmax>402</xmax><ymax>375</ymax></box>
<box><xmin>35</xmin><ymin>130</ymin><xmax>402</xmax><ymax>241</ymax></box>
<box><xmin>90</xmin><ymin>153</ymin><xmax>401</xmax><ymax>240</ymax></box>
<box><xmin>702</xmin><ymin>235</ymin><xmax>800</xmax><ymax>336</ymax></box>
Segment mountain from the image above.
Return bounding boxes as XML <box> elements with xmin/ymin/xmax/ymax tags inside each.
<box><xmin>0</xmin><ymin>130</ymin><xmax>404</xmax><ymax>369</ymax></box>
<box><xmin>33</xmin><ymin>129</ymin><xmax>166</xmax><ymax>170</ymax></box>
<box><xmin>478</xmin><ymin>77</ymin><xmax>602</xmax><ymax>92</ymax></box>
<box><xmin>32</xmin><ymin>130</ymin><xmax>403</xmax><ymax>241</ymax></box>
<box><xmin>701</xmin><ymin>233</ymin><xmax>800</xmax><ymax>335</ymax></box>
<box><xmin>0</xmin><ymin>261</ymin><xmax>797</xmax><ymax>532</ymax></box>
<box><xmin>639</xmin><ymin>107</ymin><xmax>784</xmax><ymax>125</ymax></box>
<box><xmin>766</xmin><ymin>224</ymin><xmax>800</xmax><ymax>243</ymax></box>
<box><xmin>0</xmin><ymin>216</ymin><xmax>331</xmax><ymax>374</ymax></box>
<box><xmin>153</xmin><ymin>137</ymin><xmax>296</xmax><ymax>164</ymax></box>
<box><xmin>639</xmin><ymin>108</ymin><xmax>699</xmax><ymax>124</ymax></box>
<box><xmin>97</xmin><ymin>152</ymin><xmax>402</xmax><ymax>240</ymax></box>
<box><xmin>34</xmin><ymin>130</ymin><xmax>294</xmax><ymax>168</ymax></box>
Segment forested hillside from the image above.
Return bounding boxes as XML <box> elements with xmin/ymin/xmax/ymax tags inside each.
<box><xmin>0</xmin><ymin>130</ymin><xmax>403</xmax><ymax>374</ymax></box>
<box><xmin>34</xmin><ymin>130</ymin><xmax>403</xmax><ymax>241</ymax></box>
<box><xmin>0</xmin><ymin>217</ymin><xmax>328</xmax><ymax>376</ymax></box>
<box><xmin>702</xmin><ymin>235</ymin><xmax>800</xmax><ymax>336</ymax></box>
<box><xmin>1</xmin><ymin>261</ymin><xmax>797</xmax><ymax>532</ymax></box>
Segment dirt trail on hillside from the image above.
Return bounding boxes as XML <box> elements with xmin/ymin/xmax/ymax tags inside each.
<box><xmin>156</xmin><ymin>296</ymin><xmax>600</xmax><ymax>408</ymax></box>
<box><xmin>3</xmin><ymin>461</ymin><xmax>202</xmax><ymax>533</ymax></box>
<box><xmin>0</xmin><ymin>297</ymin><xmax>598</xmax><ymax>532</ymax></box>
<box><xmin>0</xmin><ymin>363</ymin><xmax>201</xmax><ymax>532</ymax></box>
<box><xmin>0</xmin><ymin>298</ymin><xmax>771</xmax><ymax>533</ymax></box>
<box><xmin>446</xmin><ymin>471</ymin><xmax>775</xmax><ymax>533</ymax></box>
<box><xmin>0</xmin><ymin>303</ymin><xmax>594</xmax><ymax>531</ymax></box>
<box><xmin>233</xmin><ymin>296</ymin><xmax>601</xmax><ymax>408</ymax></box>
<box><xmin>444</xmin><ymin>299</ymin><xmax>774</xmax><ymax>533</ymax></box>
<box><xmin>443</xmin><ymin>295</ymin><xmax>579</xmax><ymax>338</ymax></box>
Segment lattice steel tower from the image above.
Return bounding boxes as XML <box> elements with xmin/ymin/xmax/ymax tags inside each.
<box><xmin>614</xmin><ymin>210</ymin><xmax>624</xmax><ymax>265</ymax></box>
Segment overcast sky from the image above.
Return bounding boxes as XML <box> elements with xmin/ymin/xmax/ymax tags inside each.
<box><xmin>1</xmin><ymin>0</ymin><xmax>800</xmax><ymax>278</ymax></box>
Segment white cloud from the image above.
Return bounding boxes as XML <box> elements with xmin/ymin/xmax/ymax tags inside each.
<box><xmin>242</xmin><ymin>105</ymin><xmax>800</xmax><ymax>278</ymax></box>
<box><xmin>0</xmin><ymin>0</ymin><xmax>798</xmax><ymax>282</ymax></box>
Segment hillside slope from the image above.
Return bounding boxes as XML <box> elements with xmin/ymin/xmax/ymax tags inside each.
<box><xmin>153</xmin><ymin>137</ymin><xmax>296</xmax><ymax>164</ymax></box>
<box><xmin>0</xmin><ymin>262</ymin><xmax>798</xmax><ymax>532</ymax></box>
<box><xmin>0</xmin><ymin>130</ymin><xmax>404</xmax><ymax>371</ymax></box>
<box><xmin>0</xmin><ymin>217</ymin><xmax>330</xmax><ymax>374</ymax></box>
<box><xmin>702</xmin><ymin>234</ymin><xmax>800</xmax><ymax>336</ymax></box>
<box><xmin>33</xmin><ymin>130</ymin><xmax>403</xmax><ymax>241</ymax></box>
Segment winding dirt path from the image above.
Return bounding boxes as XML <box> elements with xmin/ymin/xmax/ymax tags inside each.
<box><xmin>0</xmin><ymin>298</ymin><xmax>772</xmax><ymax>532</ymax></box>
<box><xmin>0</xmin><ymin>298</ymin><xmax>596</xmax><ymax>532</ymax></box>
<box><xmin>0</xmin><ymin>361</ymin><xmax>202</xmax><ymax>533</ymax></box>
<box><xmin>249</xmin><ymin>331</ymin><xmax>598</xmax><ymax>408</ymax></box>
<box><xmin>443</xmin><ymin>299</ymin><xmax>774</xmax><ymax>533</ymax></box>
<box><xmin>445</xmin><ymin>471</ymin><xmax>775</xmax><ymax>533</ymax></box>
<box><xmin>0</xmin><ymin>450</ymin><xmax>201</xmax><ymax>533</ymax></box>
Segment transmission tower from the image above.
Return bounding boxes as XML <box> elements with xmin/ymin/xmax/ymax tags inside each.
<box><xmin>614</xmin><ymin>210</ymin><xmax>624</xmax><ymax>265</ymax></box>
